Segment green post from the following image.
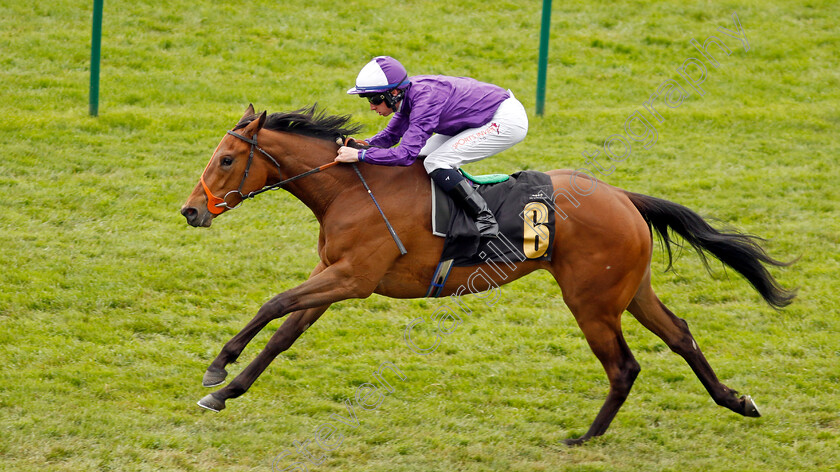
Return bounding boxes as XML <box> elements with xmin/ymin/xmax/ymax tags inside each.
<box><xmin>89</xmin><ymin>0</ymin><xmax>104</xmax><ymax>116</ymax></box>
<box><xmin>536</xmin><ymin>0</ymin><xmax>552</xmax><ymax>116</ymax></box>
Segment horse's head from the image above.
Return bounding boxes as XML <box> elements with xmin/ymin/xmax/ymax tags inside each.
<box><xmin>181</xmin><ymin>105</ymin><xmax>276</xmax><ymax>227</ymax></box>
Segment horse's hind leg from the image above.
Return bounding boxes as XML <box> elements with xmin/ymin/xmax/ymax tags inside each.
<box><xmin>563</xmin><ymin>300</ymin><xmax>641</xmax><ymax>445</ymax></box>
<box><xmin>626</xmin><ymin>269</ymin><xmax>761</xmax><ymax>417</ymax></box>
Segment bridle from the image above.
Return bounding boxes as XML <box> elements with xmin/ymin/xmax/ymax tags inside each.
<box><xmin>198</xmin><ymin>127</ymin><xmax>407</xmax><ymax>255</ymax></box>
<box><xmin>200</xmin><ymin>129</ymin><xmax>339</xmax><ymax>215</ymax></box>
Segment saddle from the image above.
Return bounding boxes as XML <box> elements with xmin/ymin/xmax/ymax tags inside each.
<box><xmin>426</xmin><ymin>170</ymin><xmax>556</xmax><ymax>296</ymax></box>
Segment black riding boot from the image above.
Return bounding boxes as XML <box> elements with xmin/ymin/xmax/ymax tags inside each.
<box><xmin>448</xmin><ymin>180</ymin><xmax>499</xmax><ymax>238</ymax></box>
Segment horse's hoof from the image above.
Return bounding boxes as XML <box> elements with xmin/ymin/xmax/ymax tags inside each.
<box><xmin>741</xmin><ymin>395</ymin><xmax>761</xmax><ymax>417</ymax></box>
<box><xmin>197</xmin><ymin>393</ymin><xmax>226</xmax><ymax>412</ymax></box>
<box><xmin>563</xmin><ymin>437</ymin><xmax>587</xmax><ymax>447</ymax></box>
<box><xmin>202</xmin><ymin>366</ymin><xmax>228</xmax><ymax>387</ymax></box>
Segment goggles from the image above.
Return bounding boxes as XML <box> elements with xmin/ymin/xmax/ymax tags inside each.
<box><xmin>365</xmin><ymin>93</ymin><xmax>386</xmax><ymax>106</ymax></box>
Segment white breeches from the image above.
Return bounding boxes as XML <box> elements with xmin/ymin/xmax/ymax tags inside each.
<box><xmin>421</xmin><ymin>92</ymin><xmax>529</xmax><ymax>173</ymax></box>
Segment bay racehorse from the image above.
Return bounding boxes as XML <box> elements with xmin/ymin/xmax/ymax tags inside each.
<box><xmin>180</xmin><ymin>105</ymin><xmax>794</xmax><ymax>445</ymax></box>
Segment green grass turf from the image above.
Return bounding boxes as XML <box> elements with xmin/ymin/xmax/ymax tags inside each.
<box><xmin>1</xmin><ymin>1</ymin><xmax>838</xmax><ymax>470</ymax></box>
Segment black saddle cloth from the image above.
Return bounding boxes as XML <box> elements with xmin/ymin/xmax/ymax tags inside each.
<box><xmin>433</xmin><ymin>170</ymin><xmax>556</xmax><ymax>266</ymax></box>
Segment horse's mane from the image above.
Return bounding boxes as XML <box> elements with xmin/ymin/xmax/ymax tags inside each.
<box><xmin>234</xmin><ymin>104</ymin><xmax>364</xmax><ymax>141</ymax></box>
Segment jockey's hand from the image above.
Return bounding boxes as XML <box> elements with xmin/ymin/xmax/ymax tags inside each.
<box><xmin>335</xmin><ymin>146</ymin><xmax>360</xmax><ymax>163</ymax></box>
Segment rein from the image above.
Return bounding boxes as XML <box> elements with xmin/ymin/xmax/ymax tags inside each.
<box><xmin>200</xmin><ymin>130</ymin><xmax>339</xmax><ymax>214</ymax></box>
<box><xmin>200</xmin><ymin>128</ymin><xmax>407</xmax><ymax>255</ymax></box>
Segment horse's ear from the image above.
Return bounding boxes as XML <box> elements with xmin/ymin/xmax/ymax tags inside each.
<box><xmin>256</xmin><ymin>111</ymin><xmax>267</xmax><ymax>131</ymax></box>
<box><xmin>243</xmin><ymin>103</ymin><xmax>255</xmax><ymax>118</ymax></box>
<box><xmin>241</xmin><ymin>110</ymin><xmax>267</xmax><ymax>138</ymax></box>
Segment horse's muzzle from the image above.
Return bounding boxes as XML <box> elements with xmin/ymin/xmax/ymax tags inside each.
<box><xmin>181</xmin><ymin>204</ymin><xmax>213</xmax><ymax>227</ymax></box>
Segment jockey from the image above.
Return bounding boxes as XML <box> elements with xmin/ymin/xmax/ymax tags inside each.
<box><xmin>336</xmin><ymin>56</ymin><xmax>528</xmax><ymax>238</ymax></box>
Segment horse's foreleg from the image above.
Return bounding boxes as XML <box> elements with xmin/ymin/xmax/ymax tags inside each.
<box><xmin>198</xmin><ymin>304</ymin><xmax>329</xmax><ymax>412</ymax></box>
<box><xmin>627</xmin><ymin>274</ymin><xmax>761</xmax><ymax>417</ymax></box>
<box><xmin>198</xmin><ymin>259</ymin><xmax>380</xmax><ymax>411</ymax></box>
<box><xmin>565</xmin><ymin>310</ymin><xmax>641</xmax><ymax>445</ymax></box>
<box><xmin>202</xmin><ymin>263</ymin><xmax>327</xmax><ymax>387</ymax></box>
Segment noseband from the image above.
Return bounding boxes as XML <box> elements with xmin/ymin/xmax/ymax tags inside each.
<box><xmin>200</xmin><ymin>130</ymin><xmax>339</xmax><ymax>215</ymax></box>
<box><xmin>198</xmin><ymin>130</ymin><xmax>406</xmax><ymax>254</ymax></box>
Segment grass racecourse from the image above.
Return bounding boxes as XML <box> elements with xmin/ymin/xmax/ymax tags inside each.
<box><xmin>2</xmin><ymin>0</ymin><xmax>839</xmax><ymax>470</ymax></box>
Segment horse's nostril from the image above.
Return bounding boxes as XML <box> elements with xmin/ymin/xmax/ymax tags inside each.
<box><xmin>181</xmin><ymin>206</ymin><xmax>198</xmax><ymax>220</ymax></box>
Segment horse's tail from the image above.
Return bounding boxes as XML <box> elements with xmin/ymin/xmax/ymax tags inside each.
<box><xmin>624</xmin><ymin>191</ymin><xmax>796</xmax><ymax>309</ymax></box>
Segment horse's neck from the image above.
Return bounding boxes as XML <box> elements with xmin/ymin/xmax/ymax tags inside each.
<box><xmin>264</xmin><ymin>131</ymin><xmax>346</xmax><ymax>217</ymax></box>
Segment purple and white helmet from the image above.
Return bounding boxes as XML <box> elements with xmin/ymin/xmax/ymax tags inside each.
<box><xmin>347</xmin><ymin>56</ymin><xmax>411</xmax><ymax>95</ymax></box>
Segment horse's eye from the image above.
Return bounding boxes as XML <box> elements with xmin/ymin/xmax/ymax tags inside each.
<box><xmin>221</xmin><ymin>156</ymin><xmax>234</xmax><ymax>167</ymax></box>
